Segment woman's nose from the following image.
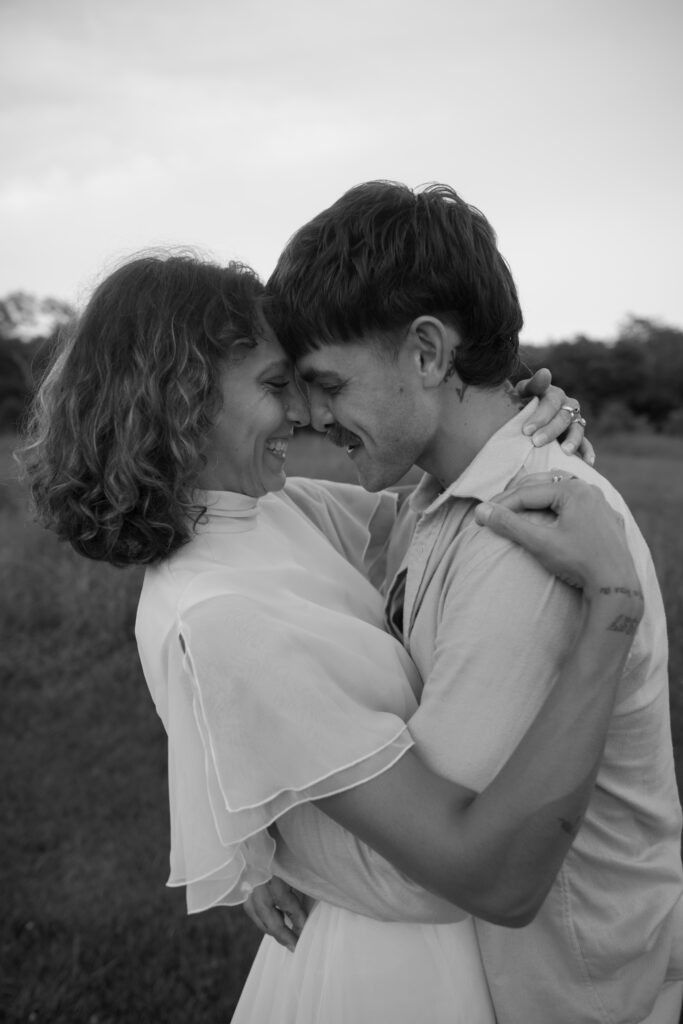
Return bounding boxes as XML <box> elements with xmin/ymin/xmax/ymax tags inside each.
<box><xmin>285</xmin><ymin>379</ymin><xmax>310</xmax><ymax>428</ymax></box>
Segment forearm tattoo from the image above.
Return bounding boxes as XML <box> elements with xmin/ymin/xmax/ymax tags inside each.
<box><xmin>607</xmin><ymin>615</ymin><xmax>640</xmax><ymax>637</ymax></box>
<box><xmin>599</xmin><ymin>586</ymin><xmax>644</xmax><ymax>600</ymax></box>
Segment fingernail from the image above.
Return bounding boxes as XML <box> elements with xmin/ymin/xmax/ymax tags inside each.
<box><xmin>287</xmin><ymin>941</ymin><xmax>296</xmax><ymax>953</ymax></box>
<box><xmin>522</xmin><ymin>423</ymin><xmax>536</xmax><ymax>435</ymax></box>
<box><xmin>587</xmin><ymin>453</ymin><xmax>595</xmax><ymax>466</ymax></box>
<box><xmin>561</xmin><ymin>441</ymin><xmax>575</xmax><ymax>454</ymax></box>
<box><xmin>475</xmin><ymin>502</ymin><xmax>492</xmax><ymax>525</ymax></box>
<box><xmin>532</xmin><ymin>432</ymin><xmax>547</xmax><ymax>447</ymax></box>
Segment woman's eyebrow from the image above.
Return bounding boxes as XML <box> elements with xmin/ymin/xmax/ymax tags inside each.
<box><xmin>259</xmin><ymin>359</ymin><xmax>292</xmax><ymax>377</ymax></box>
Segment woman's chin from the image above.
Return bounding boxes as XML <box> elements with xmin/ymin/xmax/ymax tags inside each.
<box><xmin>263</xmin><ymin>468</ymin><xmax>288</xmax><ymax>493</ymax></box>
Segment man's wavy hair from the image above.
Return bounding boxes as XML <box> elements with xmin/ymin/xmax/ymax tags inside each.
<box><xmin>268</xmin><ymin>180</ymin><xmax>522</xmax><ymax>386</ymax></box>
<box><xmin>20</xmin><ymin>253</ymin><xmax>265</xmax><ymax>566</ymax></box>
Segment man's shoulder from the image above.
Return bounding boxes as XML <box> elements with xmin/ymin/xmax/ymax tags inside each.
<box><xmin>437</xmin><ymin>446</ymin><xmax>635</xmax><ymax>584</ymax></box>
<box><xmin>436</xmin><ymin>494</ymin><xmax>564</xmax><ymax>604</ymax></box>
<box><xmin>523</xmin><ymin>445</ymin><xmax>621</xmax><ymax>502</ymax></box>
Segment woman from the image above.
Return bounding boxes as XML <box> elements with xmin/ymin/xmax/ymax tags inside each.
<box><xmin>21</xmin><ymin>254</ymin><xmax>642</xmax><ymax>1023</ymax></box>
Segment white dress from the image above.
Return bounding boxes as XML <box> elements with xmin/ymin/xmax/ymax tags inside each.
<box><xmin>135</xmin><ymin>480</ymin><xmax>495</xmax><ymax>1023</ymax></box>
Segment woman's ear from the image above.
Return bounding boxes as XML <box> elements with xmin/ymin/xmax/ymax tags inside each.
<box><xmin>405</xmin><ymin>317</ymin><xmax>460</xmax><ymax>388</ymax></box>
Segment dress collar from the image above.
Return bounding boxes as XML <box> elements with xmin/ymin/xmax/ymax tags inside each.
<box><xmin>193</xmin><ymin>489</ymin><xmax>260</xmax><ymax>533</ymax></box>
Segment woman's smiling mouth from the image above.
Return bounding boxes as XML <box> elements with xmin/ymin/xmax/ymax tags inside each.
<box><xmin>265</xmin><ymin>437</ymin><xmax>289</xmax><ymax>460</ymax></box>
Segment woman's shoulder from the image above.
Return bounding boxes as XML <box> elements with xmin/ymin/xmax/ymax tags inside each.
<box><xmin>136</xmin><ymin>533</ymin><xmax>231</xmax><ymax>633</ymax></box>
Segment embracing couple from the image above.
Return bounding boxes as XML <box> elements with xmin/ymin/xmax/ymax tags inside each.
<box><xmin>24</xmin><ymin>181</ymin><xmax>683</xmax><ymax>1022</ymax></box>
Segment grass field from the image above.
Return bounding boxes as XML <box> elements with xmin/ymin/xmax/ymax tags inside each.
<box><xmin>2</xmin><ymin>431</ymin><xmax>683</xmax><ymax>1024</ymax></box>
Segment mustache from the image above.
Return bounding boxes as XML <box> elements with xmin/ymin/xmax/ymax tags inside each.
<box><xmin>326</xmin><ymin>427</ymin><xmax>361</xmax><ymax>448</ymax></box>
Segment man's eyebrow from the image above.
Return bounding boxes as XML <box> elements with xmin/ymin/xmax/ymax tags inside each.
<box><xmin>297</xmin><ymin>367</ymin><xmax>341</xmax><ymax>384</ymax></box>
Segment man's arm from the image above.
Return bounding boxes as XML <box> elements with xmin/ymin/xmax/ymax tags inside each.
<box><xmin>317</xmin><ymin>581</ymin><xmax>639</xmax><ymax>924</ymax></box>
<box><xmin>407</xmin><ymin>525</ymin><xmax>587</xmax><ymax>791</ymax></box>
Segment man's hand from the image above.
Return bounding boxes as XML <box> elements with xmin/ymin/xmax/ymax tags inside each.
<box><xmin>515</xmin><ymin>368</ymin><xmax>594</xmax><ymax>465</ymax></box>
<box><xmin>243</xmin><ymin>877</ymin><xmax>309</xmax><ymax>953</ymax></box>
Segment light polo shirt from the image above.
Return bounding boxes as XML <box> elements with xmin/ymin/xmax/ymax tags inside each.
<box><xmin>384</xmin><ymin>402</ymin><xmax>683</xmax><ymax>1023</ymax></box>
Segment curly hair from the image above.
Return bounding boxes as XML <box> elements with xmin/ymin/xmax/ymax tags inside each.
<box><xmin>268</xmin><ymin>180</ymin><xmax>522</xmax><ymax>386</ymax></box>
<box><xmin>19</xmin><ymin>253</ymin><xmax>265</xmax><ymax>566</ymax></box>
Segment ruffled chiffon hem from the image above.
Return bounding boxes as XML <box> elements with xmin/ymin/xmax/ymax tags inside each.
<box><xmin>168</xmin><ymin>729</ymin><xmax>412</xmax><ymax>913</ymax></box>
<box><xmin>163</xmin><ymin>594</ymin><xmax>416</xmax><ymax>912</ymax></box>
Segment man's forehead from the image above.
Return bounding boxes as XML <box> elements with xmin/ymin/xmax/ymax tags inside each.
<box><xmin>296</xmin><ymin>345</ymin><xmax>344</xmax><ymax>379</ymax></box>
<box><xmin>295</xmin><ymin>342</ymin><xmax>368</xmax><ymax>380</ymax></box>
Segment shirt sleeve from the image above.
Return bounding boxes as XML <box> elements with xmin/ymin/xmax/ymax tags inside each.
<box><xmin>284</xmin><ymin>478</ymin><xmax>400</xmax><ymax>588</ymax></box>
<box><xmin>408</xmin><ymin>526</ymin><xmax>583</xmax><ymax>791</ymax></box>
<box><xmin>164</xmin><ymin>586</ymin><xmax>415</xmax><ymax>914</ymax></box>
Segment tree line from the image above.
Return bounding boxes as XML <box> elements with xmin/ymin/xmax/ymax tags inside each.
<box><xmin>1</xmin><ymin>292</ymin><xmax>682</xmax><ymax>435</ymax></box>
<box><xmin>520</xmin><ymin>318</ymin><xmax>683</xmax><ymax>436</ymax></box>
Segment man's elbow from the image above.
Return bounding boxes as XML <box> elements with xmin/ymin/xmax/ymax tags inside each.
<box><xmin>459</xmin><ymin>880</ymin><xmax>549</xmax><ymax>929</ymax></box>
<box><xmin>489</xmin><ymin>901</ymin><xmax>540</xmax><ymax>929</ymax></box>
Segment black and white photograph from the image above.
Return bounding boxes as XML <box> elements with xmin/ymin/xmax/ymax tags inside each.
<box><xmin>2</xmin><ymin>1</ymin><xmax>683</xmax><ymax>1021</ymax></box>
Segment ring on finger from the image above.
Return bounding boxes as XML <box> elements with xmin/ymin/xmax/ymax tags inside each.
<box><xmin>576</xmin><ymin>415</ymin><xmax>587</xmax><ymax>428</ymax></box>
<box><xmin>551</xmin><ymin>474</ymin><xmax>563</xmax><ymax>483</ymax></box>
<box><xmin>561</xmin><ymin>403</ymin><xmax>582</xmax><ymax>423</ymax></box>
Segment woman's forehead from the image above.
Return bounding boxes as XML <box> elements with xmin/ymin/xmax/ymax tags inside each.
<box><xmin>258</xmin><ymin>329</ymin><xmax>291</xmax><ymax>369</ymax></box>
<box><xmin>256</xmin><ymin>312</ymin><xmax>289</xmax><ymax>359</ymax></box>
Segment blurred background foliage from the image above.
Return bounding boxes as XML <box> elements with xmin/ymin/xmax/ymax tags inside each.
<box><xmin>521</xmin><ymin>317</ymin><xmax>683</xmax><ymax>436</ymax></box>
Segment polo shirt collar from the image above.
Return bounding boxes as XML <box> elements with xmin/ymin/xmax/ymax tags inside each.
<box><xmin>409</xmin><ymin>398</ymin><xmax>539</xmax><ymax>518</ymax></box>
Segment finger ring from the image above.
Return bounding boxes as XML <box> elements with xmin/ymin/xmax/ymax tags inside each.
<box><xmin>577</xmin><ymin>416</ymin><xmax>587</xmax><ymax>428</ymax></box>
<box><xmin>561</xmin><ymin>403</ymin><xmax>582</xmax><ymax>423</ymax></box>
<box><xmin>551</xmin><ymin>474</ymin><xmax>563</xmax><ymax>483</ymax></box>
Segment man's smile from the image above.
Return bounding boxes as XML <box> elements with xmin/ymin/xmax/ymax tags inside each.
<box><xmin>327</xmin><ymin>426</ymin><xmax>362</xmax><ymax>454</ymax></box>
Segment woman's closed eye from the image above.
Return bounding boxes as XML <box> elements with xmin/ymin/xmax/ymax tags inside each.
<box><xmin>265</xmin><ymin>378</ymin><xmax>291</xmax><ymax>392</ymax></box>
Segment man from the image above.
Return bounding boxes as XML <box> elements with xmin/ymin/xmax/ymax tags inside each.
<box><xmin>261</xmin><ymin>181</ymin><xmax>683</xmax><ymax>1022</ymax></box>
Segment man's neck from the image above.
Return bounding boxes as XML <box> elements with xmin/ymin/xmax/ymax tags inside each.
<box><xmin>419</xmin><ymin>382</ymin><xmax>525</xmax><ymax>489</ymax></box>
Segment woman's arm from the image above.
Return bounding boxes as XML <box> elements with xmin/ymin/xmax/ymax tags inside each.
<box><xmin>315</xmin><ymin>477</ymin><xmax>641</xmax><ymax>926</ymax></box>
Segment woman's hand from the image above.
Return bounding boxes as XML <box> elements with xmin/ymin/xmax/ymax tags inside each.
<box><xmin>474</xmin><ymin>471</ymin><xmax>643</xmax><ymax>610</ymax></box>
<box><xmin>243</xmin><ymin>877</ymin><xmax>309</xmax><ymax>952</ymax></box>
<box><xmin>516</xmin><ymin>369</ymin><xmax>594</xmax><ymax>464</ymax></box>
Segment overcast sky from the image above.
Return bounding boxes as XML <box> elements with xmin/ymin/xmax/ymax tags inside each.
<box><xmin>1</xmin><ymin>0</ymin><xmax>681</xmax><ymax>342</ymax></box>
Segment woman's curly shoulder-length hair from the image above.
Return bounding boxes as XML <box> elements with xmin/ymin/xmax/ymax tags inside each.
<box><xmin>19</xmin><ymin>252</ymin><xmax>266</xmax><ymax>567</ymax></box>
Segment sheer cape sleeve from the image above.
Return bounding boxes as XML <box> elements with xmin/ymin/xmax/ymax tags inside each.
<box><xmin>284</xmin><ymin>478</ymin><xmax>401</xmax><ymax>590</ymax></box>
<box><xmin>166</xmin><ymin>580</ymin><xmax>415</xmax><ymax>913</ymax></box>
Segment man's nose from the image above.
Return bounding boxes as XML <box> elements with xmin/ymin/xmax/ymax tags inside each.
<box><xmin>284</xmin><ymin>377</ymin><xmax>311</xmax><ymax>428</ymax></box>
<box><xmin>308</xmin><ymin>390</ymin><xmax>334</xmax><ymax>433</ymax></box>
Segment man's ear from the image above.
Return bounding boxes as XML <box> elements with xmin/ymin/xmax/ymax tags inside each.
<box><xmin>405</xmin><ymin>316</ymin><xmax>460</xmax><ymax>387</ymax></box>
